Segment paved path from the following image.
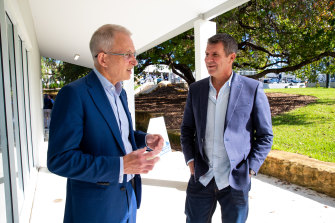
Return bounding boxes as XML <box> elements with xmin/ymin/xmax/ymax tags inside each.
<box><xmin>31</xmin><ymin>148</ymin><xmax>335</xmax><ymax>223</ymax></box>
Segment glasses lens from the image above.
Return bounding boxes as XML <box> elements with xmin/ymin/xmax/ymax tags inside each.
<box><xmin>125</xmin><ymin>51</ymin><xmax>136</xmax><ymax>60</ymax></box>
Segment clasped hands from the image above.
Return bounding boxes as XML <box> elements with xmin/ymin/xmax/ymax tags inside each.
<box><xmin>123</xmin><ymin>134</ymin><xmax>164</xmax><ymax>174</ymax></box>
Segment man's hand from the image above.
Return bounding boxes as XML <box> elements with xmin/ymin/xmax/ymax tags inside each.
<box><xmin>123</xmin><ymin>148</ymin><xmax>160</xmax><ymax>174</ymax></box>
<box><xmin>188</xmin><ymin>160</ymin><xmax>195</xmax><ymax>175</ymax></box>
<box><xmin>146</xmin><ymin>134</ymin><xmax>164</xmax><ymax>153</ymax></box>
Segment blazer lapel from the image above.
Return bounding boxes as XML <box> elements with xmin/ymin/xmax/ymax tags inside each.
<box><xmin>86</xmin><ymin>71</ymin><xmax>126</xmax><ymax>154</ymax></box>
<box><xmin>119</xmin><ymin>90</ymin><xmax>137</xmax><ymax>150</ymax></box>
<box><xmin>119</xmin><ymin>90</ymin><xmax>132</xmax><ymax>130</ymax></box>
<box><xmin>225</xmin><ymin>72</ymin><xmax>243</xmax><ymax>129</ymax></box>
<box><xmin>199</xmin><ymin>77</ymin><xmax>210</xmax><ymax>139</ymax></box>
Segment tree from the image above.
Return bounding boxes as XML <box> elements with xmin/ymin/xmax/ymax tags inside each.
<box><xmin>58</xmin><ymin>61</ymin><xmax>91</xmax><ymax>84</ymax></box>
<box><xmin>216</xmin><ymin>0</ymin><xmax>335</xmax><ymax>79</ymax></box>
<box><xmin>135</xmin><ymin>29</ymin><xmax>196</xmax><ymax>85</ymax></box>
<box><xmin>41</xmin><ymin>57</ymin><xmax>62</xmax><ymax>88</ymax></box>
<box><xmin>41</xmin><ymin>57</ymin><xmax>90</xmax><ymax>88</ymax></box>
<box><xmin>136</xmin><ymin>0</ymin><xmax>335</xmax><ymax>84</ymax></box>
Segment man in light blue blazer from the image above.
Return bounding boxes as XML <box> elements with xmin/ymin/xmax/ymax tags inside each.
<box><xmin>48</xmin><ymin>24</ymin><xmax>163</xmax><ymax>223</ymax></box>
<box><xmin>181</xmin><ymin>33</ymin><xmax>273</xmax><ymax>223</ymax></box>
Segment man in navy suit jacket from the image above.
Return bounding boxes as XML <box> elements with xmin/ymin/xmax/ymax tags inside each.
<box><xmin>181</xmin><ymin>33</ymin><xmax>273</xmax><ymax>223</ymax></box>
<box><xmin>48</xmin><ymin>24</ymin><xmax>163</xmax><ymax>223</ymax></box>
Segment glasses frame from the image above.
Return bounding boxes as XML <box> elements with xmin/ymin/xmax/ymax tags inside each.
<box><xmin>95</xmin><ymin>51</ymin><xmax>137</xmax><ymax>60</ymax></box>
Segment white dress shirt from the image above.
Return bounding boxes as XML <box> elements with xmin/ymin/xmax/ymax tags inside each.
<box><xmin>199</xmin><ymin>73</ymin><xmax>233</xmax><ymax>190</ymax></box>
<box><xmin>94</xmin><ymin>69</ymin><xmax>134</xmax><ymax>183</ymax></box>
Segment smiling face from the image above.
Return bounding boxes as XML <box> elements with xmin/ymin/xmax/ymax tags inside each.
<box><xmin>205</xmin><ymin>42</ymin><xmax>236</xmax><ymax>83</ymax></box>
<box><xmin>97</xmin><ymin>31</ymin><xmax>138</xmax><ymax>85</ymax></box>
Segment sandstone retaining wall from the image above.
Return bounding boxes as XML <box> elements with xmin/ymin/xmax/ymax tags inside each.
<box><xmin>260</xmin><ymin>150</ymin><xmax>335</xmax><ymax>198</ymax></box>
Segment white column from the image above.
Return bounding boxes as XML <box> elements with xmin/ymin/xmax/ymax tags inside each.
<box><xmin>194</xmin><ymin>20</ymin><xmax>216</xmax><ymax>81</ymax></box>
<box><xmin>123</xmin><ymin>71</ymin><xmax>136</xmax><ymax>128</ymax></box>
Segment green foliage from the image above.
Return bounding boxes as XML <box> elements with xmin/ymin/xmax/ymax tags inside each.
<box><xmin>265</xmin><ymin>88</ymin><xmax>335</xmax><ymax>162</ymax></box>
<box><xmin>41</xmin><ymin>57</ymin><xmax>61</xmax><ymax>88</ymax></box>
<box><xmin>41</xmin><ymin>57</ymin><xmax>90</xmax><ymax>88</ymax></box>
<box><xmin>214</xmin><ymin>0</ymin><xmax>335</xmax><ymax>78</ymax></box>
<box><xmin>136</xmin><ymin>29</ymin><xmax>195</xmax><ymax>85</ymax></box>
<box><xmin>137</xmin><ymin>0</ymin><xmax>335</xmax><ymax>83</ymax></box>
<box><xmin>58</xmin><ymin>61</ymin><xmax>91</xmax><ymax>84</ymax></box>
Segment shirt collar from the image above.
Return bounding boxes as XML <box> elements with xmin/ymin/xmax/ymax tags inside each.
<box><xmin>209</xmin><ymin>72</ymin><xmax>234</xmax><ymax>91</ymax></box>
<box><xmin>94</xmin><ymin>68</ymin><xmax>122</xmax><ymax>95</ymax></box>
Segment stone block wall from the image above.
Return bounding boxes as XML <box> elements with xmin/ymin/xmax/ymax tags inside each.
<box><xmin>260</xmin><ymin>150</ymin><xmax>335</xmax><ymax>198</ymax></box>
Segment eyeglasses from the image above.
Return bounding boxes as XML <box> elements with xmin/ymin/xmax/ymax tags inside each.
<box><xmin>95</xmin><ymin>51</ymin><xmax>137</xmax><ymax>60</ymax></box>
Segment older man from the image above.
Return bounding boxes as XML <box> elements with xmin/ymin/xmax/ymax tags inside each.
<box><xmin>48</xmin><ymin>24</ymin><xmax>163</xmax><ymax>223</ymax></box>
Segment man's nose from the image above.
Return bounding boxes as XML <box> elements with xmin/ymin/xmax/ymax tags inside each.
<box><xmin>205</xmin><ymin>56</ymin><xmax>214</xmax><ymax>63</ymax></box>
<box><xmin>130</xmin><ymin>57</ymin><xmax>138</xmax><ymax>66</ymax></box>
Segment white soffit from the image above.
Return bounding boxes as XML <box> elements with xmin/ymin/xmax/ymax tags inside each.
<box><xmin>29</xmin><ymin>0</ymin><xmax>249</xmax><ymax>68</ymax></box>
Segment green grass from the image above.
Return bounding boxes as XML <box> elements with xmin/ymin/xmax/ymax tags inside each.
<box><xmin>264</xmin><ymin>88</ymin><xmax>335</xmax><ymax>163</ymax></box>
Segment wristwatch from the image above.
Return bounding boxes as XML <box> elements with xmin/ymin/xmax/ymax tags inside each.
<box><xmin>249</xmin><ymin>169</ymin><xmax>256</xmax><ymax>176</ymax></box>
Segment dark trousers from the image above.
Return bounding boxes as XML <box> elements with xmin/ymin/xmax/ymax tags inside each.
<box><xmin>185</xmin><ymin>176</ymin><xmax>249</xmax><ymax>223</ymax></box>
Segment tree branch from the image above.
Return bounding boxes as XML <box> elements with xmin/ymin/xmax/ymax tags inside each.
<box><xmin>250</xmin><ymin>51</ymin><xmax>335</xmax><ymax>79</ymax></box>
<box><xmin>234</xmin><ymin>60</ymin><xmax>288</xmax><ymax>70</ymax></box>
<box><xmin>239</xmin><ymin>41</ymin><xmax>286</xmax><ymax>58</ymax></box>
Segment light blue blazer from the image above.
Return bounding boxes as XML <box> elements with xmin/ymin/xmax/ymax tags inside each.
<box><xmin>181</xmin><ymin>72</ymin><xmax>273</xmax><ymax>191</ymax></box>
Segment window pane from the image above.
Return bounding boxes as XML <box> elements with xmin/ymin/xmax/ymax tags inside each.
<box><xmin>18</xmin><ymin>37</ymin><xmax>30</xmax><ymax>177</ymax></box>
<box><xmin>6</xmin><ymin>14</ymin><xmax>24</xmax><ymax>209</ymax></box>
<box><xmin>24</xmin><ymin>50</ymin><xmax>34</xmax><ymax>168</ymax></box>
<box><xmin>20</xmin><ymin>40</ymin><xmax>31</xmax><ymax>173</ymax></box>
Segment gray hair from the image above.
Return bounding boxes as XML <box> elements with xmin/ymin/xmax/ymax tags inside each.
<box><xmin>89</xmin><ymin>24</ymin><xmax>131</xmax><ymax>60</ymax></box>
<box><xmin>208</xmin><ymin>33</ymin><xmax>238</xmax><ymax>56</ymax></box>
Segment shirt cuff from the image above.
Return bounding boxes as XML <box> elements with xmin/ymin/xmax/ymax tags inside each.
<box><xmin>119</xmin><ymin>157</ymin><xmax>124</xmax><ymax>183</ymax></box>
<box><xmin>186</xmin><ymin>159</ymin><xmax>194</xmax><ymax>165</ymax></box>
<box><xmin>249</xmin><ymin>168</ymin><xmax>256</xmax><ymax>176</ymax></box>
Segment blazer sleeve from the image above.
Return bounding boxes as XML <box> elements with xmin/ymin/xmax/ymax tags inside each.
<box><xmin>180</xmin><ymin>85</ymin><xmax>196</xmax><ymax>164</ymax></box>
<box><xmin>47</xmin><ymin>84</ymin><xmax>121</xmax><ymax>184</ymax></box>
<box><xmin>134</xmin><ymin>130</ymin><xmax>147</xmax><ymax>149</ymax></box>
<box><xmin>249</xmin><ymin>83</ymin><xmax>273</xmax><ymax>173</ymax></box>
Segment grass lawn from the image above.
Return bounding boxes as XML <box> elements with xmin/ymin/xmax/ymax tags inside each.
<box><xmin>264</xmin><ymin>88</ymin><xmax>335</xmax><ymax>163</ymax></box>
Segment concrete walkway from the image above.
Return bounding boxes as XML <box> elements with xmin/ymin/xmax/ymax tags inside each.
<box><xmin>30</xmin><ymin>144</ymin><xmax>335</xmax><ymax>223</ymax></box>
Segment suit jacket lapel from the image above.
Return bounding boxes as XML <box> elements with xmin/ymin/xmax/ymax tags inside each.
<box><xmin>119</xmin><ymin>90</ymin><xmax>137</xmax><ymax>150</ymax></box>
<box><xmin>225</xmin><ymin>72</ymin><xmax>243</xmax><ymax>129</ymax></box>
<box><xmin>119</xmin><ymin>90</ymin><xmax>132</xmax><ymax>130</ymax></box>
<box><xmin>200</xmin><ymin>77</ymin><xmax>210</xmax><ymax>139</ymax></box>
<box><xmin>86</xmin><ymin>71</ymin><xmax>126</xmax><ymax>154</ymax></box>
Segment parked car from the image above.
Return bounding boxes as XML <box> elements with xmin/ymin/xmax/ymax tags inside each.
<box><xmin>289</xmin><ymin>79</ymin><xmax>300</xmax><ymax>83</ymax></box>
<box><xmin>264</xmin><ymin>78</ymin><xmax>279</xmax><ymax>83</ymax></box>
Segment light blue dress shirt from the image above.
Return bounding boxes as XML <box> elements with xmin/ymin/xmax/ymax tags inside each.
<box><xmin>199</xmin><ymin>73</ymin><xmax>233</xmax><ymax>190</ymax></box>
<box><xmin>94</xmin><ymin>69</ymin><xmax>134</xmax><ymax>183</ymax></box>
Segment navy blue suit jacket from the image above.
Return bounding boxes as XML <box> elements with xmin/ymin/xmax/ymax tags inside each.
<box><xmin>181</xmin><ymin>73</ymin><xmax>273</xmax><ymax>191</ymax></box>
<box><xmin>48</xmin><ymin>71</ymin><xmax>146</xmax><ymax>223</ymax></box>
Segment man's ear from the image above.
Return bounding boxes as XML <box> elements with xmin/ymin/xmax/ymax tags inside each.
<box><xmin>230</xmin><ymin>53</ymin><xmax>236</xmax><ymax>63</ymax></box>
<box><xmin>96</xmin><ymin>53</ymin><xmax>108</xmax><ymax>68</ymax></box>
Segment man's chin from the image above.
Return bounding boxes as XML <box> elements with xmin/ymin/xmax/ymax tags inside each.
<box><xmin>207</xmin><ymin>70</ymin><xmax>215</xmax><ymax>75</ymax></box>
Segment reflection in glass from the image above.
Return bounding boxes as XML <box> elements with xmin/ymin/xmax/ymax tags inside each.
<box><xmin>24</xmin><ymin>49</ymin><xmax>34</xmax><ymax>168</ymax></box>
<box><xmin>7</xmin><ymin>14</ymin><xmax>24</xmax><ymax>210</ymax></box>
<box><xmin>17</xmin><ymin>38</ymin><xmax>30</xmax><ymax>180</ymax></box>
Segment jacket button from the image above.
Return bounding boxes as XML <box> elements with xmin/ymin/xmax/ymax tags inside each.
<box><xmin>120</xmin><ymin>186</ymin><xmax>126</xmax><ymax>191</ymax></box>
